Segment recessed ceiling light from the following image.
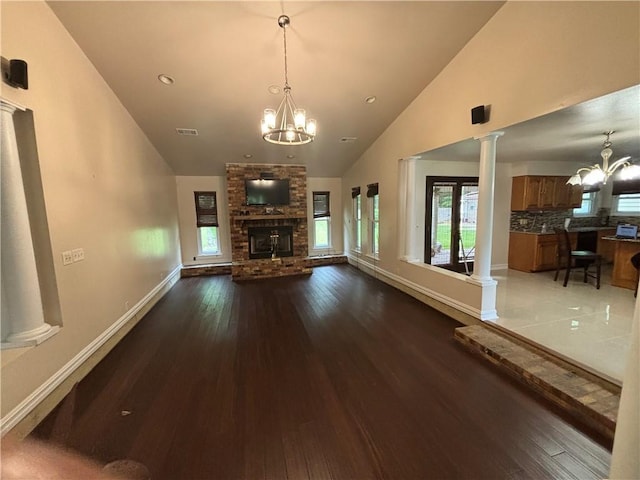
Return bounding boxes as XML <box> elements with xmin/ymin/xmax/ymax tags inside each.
<box><xmin>365</xmin><ymin>95</ymin><xmax>376</xmax><ymax>104</ymax></box>
<box><xmin>158</xmin><ymin>74</ymin><xmax>175</xmax><ymax>85</ymax></box>
<box><xmin>268</xmin><ymin>85</ymin><xmax>281</xmax><ymax>95</ymax></box>
<box><xmin>243</xmin><ymin>154</ymin><xmax>253</xmax><ymax>159</ymax></box>
<box><xmin>286</xmin><ymin>154</ymin><xmax>296</xmax><ymax>159</ymax></box>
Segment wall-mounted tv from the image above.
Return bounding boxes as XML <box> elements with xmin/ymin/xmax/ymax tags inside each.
<box><xmin>245</xmin><ymin>179</ymin><xmax>290</xmax><ymax>205</ymax></box>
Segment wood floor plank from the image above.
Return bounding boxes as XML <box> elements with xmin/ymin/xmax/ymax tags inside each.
<box><xmin>31</xmin><ymin>265</ymin><xmax>611</xmax><ymax>479</ymax></box>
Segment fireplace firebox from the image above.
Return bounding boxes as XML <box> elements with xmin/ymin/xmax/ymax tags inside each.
<box><xmin>248</xmin><ymin>226</ymin><xmax>294</xmax><ymax>259</ymax></box>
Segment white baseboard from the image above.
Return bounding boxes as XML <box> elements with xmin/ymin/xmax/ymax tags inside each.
<box><xmin>0</xmin><ymin>265</ymin><xmax>182</xmax><ymax>437</ymax></box>
<box><xmin>346</xmin><ymin>254</ymin><xmax>485</xmax><ymax>321</ymax></box>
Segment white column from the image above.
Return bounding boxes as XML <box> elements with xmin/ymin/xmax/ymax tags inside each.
<box><xmin>609</xmin><ymin>298</ymin><xmax>639</xmax><ymax>479</ymax></box>
<box><xmin>397</xmin><ymin>158</ymin><xmax>408</xmax><ymax>260</ymax></box>
<box><xmin>401</xmin><ymin>157</ymin><xmax>422</xmax><ymax>261</ymax></box>
<box><xmin>398</xmin><ymin>157</ymin><xmax>419</xmax><ymax>261</ymax></box>
<box><xmin>470</xmin><ymin>131</ymin><xmax>504</xmax><ymax>284</ymax></box>
<box><xmin>1</xmin><ymin>98</ymin><xmax>57</xmax><ymax>346</ymax></box>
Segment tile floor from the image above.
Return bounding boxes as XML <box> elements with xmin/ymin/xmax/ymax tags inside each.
<box><xmin>488</xmin><ymin>265</ymin><xmax>636</xmax><ymax>384</ymax></box>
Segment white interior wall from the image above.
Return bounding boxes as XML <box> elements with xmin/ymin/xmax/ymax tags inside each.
<box><xmin>1</xmin><ymin>1</ymin><xmax>180</xmax><ymax>420</ymax></box>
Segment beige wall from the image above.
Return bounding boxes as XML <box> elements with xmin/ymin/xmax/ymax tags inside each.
<box><xmin>343</xmin><ymin>1</ymin><xmax>640</xmax><ymax>313</ymax></box>
<box><xmin>176</xmin><ymin>176</ymin><xmax>231</xmax><ymax>266</ymax></box>
<box><xmin>1</xmin><ymin>1</ymin><xmax>180</xmax><ymax>420</ymax></box>
<box><xmin>307</xmin><ymin>177</ymin><xmax>343</xmax><ymax>256</ymax></box>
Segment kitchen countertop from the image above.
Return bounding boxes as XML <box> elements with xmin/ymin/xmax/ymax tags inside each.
<box><xmin>510</xmin><ymin>227</ymin><xmax>616</xmax><ymax>235</ymax></box>
<box><xmin>601</xmin><ymin>235</ymin><xmax>640</xmax><ymax>243</ymax></box>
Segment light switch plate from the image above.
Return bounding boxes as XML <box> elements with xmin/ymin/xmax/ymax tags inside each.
<box><xmin>71</xmin><ymin>248</ymin><xmax>85</xmax><ymax>262</ymax></box>
<box><xmin>62</xmin><ymin>251</ymin><xmax>73</xmax><ymax>265</ymax></box>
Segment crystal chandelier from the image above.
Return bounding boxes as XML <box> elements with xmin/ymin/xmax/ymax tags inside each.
<box><xmin>567</xmin><ymin>131</ymin><xmax>638</xmax><ymax>186</ymax></box>
<box><xmin>261</xmin><ymin>15</ymin><xmax>316</xmax><ymax>145</ymax></box>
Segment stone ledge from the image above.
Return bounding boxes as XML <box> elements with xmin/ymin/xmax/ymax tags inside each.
<box><xmin>454</xmin><ymin>324</ymin><xmax>620</xmax><ymax>441</ymax></box>
<box><xmin>180</xmin><ymin>257</ymin><xmax>347</xmax><ymax>279</ymax></box>
<box><xmin>181</xmin><ymin>264</ymin><xmax>232</xmax><ymax>277</ymax></box>
<box><xmin>304</xmin><ymin>255</ymin><xmax>348</xmax><ymax>267</ymax></box>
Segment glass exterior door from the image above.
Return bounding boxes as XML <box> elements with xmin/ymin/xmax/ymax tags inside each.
<box><xmin>425</xmin><ymin>177</ymin><xmax>478</xmax><ymax>273</ymax></box>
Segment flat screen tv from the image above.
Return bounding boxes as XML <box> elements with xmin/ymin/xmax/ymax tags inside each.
<box><xmin>245</xmin><ymin>179</ymin><xmax>290</xmax><ymax>206</ymax></box>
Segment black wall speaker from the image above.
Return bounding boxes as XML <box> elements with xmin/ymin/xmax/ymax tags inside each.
<box><xmin>471</xmin><ymin>105</ymin><xmax>486</xmax><ymax>125</ymax></box>
<box><xmin>8</xmin><ymin>59</ymin><xmax>28</xmax><ymax>90</ymax></box>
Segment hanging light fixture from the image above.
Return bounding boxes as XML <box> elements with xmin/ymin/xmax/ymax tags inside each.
<box><xmin>261</xmin><ymin>15</ymin><xmax>316</xmax><ymax>145</ymax></box>
<box><xmin>567</xmin><ymin>131</ymin><xmax>638</xmax><ymax>186</ymax></box>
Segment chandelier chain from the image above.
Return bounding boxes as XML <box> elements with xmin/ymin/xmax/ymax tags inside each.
<box><xmin>282</xmin><ymin>20</ymin><xmax>289</xmax><ymax>89</ymax></box>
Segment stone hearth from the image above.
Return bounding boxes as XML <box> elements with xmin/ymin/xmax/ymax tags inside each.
<box><xmin>226</xmin><ymin>163</ymin><xmax>311</xmax><ymax>281</ymax></box>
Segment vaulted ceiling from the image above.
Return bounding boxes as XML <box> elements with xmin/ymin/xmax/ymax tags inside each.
<box><xmin>47</xmin><ymin>1</ymin><xmax>504</xmax><ymax>176</ymax></box>
<box><xmin>48</xmin><ymin>2</ymin><xmax>638</xmax><ymax>177</ymax></box>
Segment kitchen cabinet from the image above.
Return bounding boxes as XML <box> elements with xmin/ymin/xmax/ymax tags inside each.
<box><xmin>607</xmin><ymin>238</ymin><xmax>640</xmax><ymax>290</ymax></box>
<box><xmin>596</xmin><ymin>228</ymin><xmax>617</xmax><ymax>263</ymax></box>
<box><xmin>511</xmin><ymin>176</ymin><xmax>583</xmax><ymax>211</ymax></box>
<box><xmin>509</xmin><ymin>231</ymin><xmax>577</xmax><ymax>272</ymax></box>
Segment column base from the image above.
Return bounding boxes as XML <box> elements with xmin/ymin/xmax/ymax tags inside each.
<box><xmin>2</xmin><ymin>324</ymin><xmax>59</xmax><ymax>350</ymax></box>
<box><xmin>467</xmin><ymin>274</ymin><xmax>497</xmax><ymax>287</ymax></box>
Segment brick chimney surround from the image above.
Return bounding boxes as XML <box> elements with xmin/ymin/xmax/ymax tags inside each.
<box><xmin>226</xmin><ymin>163</ymin><xmax>311</xmax><ymax>281</ymax></box>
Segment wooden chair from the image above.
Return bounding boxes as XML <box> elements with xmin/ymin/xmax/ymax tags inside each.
<box><xmin>553</xmin><ymin>228</ymin><xmax>602</xmax><ymax>289</ymax></box>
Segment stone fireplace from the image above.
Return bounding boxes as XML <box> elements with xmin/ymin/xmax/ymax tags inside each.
<box><xmin>226</xmin><ymin>163</ymin><xmax>311</xmax><ymax>280</ymax></box>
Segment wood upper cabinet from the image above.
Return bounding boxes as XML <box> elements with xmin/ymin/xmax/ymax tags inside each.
<box><xmin>539</xmin><ymin>177</ymin><xmax>556</xmax><ymax>208</ymax></box>
<box><xmin>511</xmin><ymin>176</ymin><xmax>541</xmax><ymax>210</ymax></box>
<box><xmin>511</xmin><ymin>175</ymin><xmax>583</xmax><ymax>211</ymax></box>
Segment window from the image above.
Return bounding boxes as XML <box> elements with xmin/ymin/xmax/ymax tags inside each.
<box><xmin>367</xmin><ymin>183</ymin><xmax>379</xmax><ymax>256</ymax></box>
<box><xmin>194</xmin><ymin>191</ymin><xmax>220</xmax><ymax>255</ymax></box>
<box><xmin>313</xmin><ymin>191</ymin><xmax>331</xmax><ymax>249</ymax></box>
<box><xmin>198</xmin><ymin>227</ymin><xmax>219</xmax><ymax>254</ymax></box>
<box><xmin>612</xmin><ymin>178</ymin><xmax>640</xmax><ymax>216</ymax></box>
<box><xmin>573</xmin><ymin>191</ymin><xmax>598</xmax><ymax>216</ymax></box>
<box><xmin>352</xmin><ymin>187</ymin><xmax>362</xmax><ymax>251</ymax></box>
<box><xmin>613</xmin><ymin>193</ymin><xmax>640</xmax><ymax>215</ymax></box>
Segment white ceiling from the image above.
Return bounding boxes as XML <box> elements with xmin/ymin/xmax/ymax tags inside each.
<box><xmin>47</xmin><ymin>1</ymin><xmax>505</xmax><ymax>176</ymax></box>
<box><xmin>420</xmin><ymin>84</ymin><xmax>640</xmax><ymax>166</ymax></box>
<box><xmin>48</xmin><ymin>1</ymin><xmax>638</xmax><ymax>177</ymax></box>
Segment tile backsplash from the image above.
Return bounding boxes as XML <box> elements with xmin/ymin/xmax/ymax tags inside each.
<box><xmin>509</xmin><ymin>208</ymin><xmax>637</xmax><ymax>232</ymax></box>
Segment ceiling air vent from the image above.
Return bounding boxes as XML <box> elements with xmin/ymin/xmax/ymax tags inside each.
<box><xmin>176</xmin><ymin>128</ymin><xmax>199</xmax><ymax>136</ymax></box>
<box><xmin>340</xmin><ymin>137</ymin><xmax>357</xmax><ymax>143</ymax></box>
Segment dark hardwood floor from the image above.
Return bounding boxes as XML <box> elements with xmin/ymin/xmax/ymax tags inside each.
<box><xmin>32</xmin><ymin>265</ymin><xmax>611</xmax><ymax>479</ymax></box>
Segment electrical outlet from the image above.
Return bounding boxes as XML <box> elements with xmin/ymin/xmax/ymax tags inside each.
<box><xmin>71</xmin><ymin>248</ymin><xmax>84</xmax><ymax>262</ymax></box>
<box><xmin>62</xmin><ymin>251</ymin><xmax>73</xmax><ymax>265</ymax></box>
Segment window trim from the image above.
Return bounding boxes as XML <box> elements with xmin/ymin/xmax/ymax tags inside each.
<box><xmin>354</xmin><ymin>192</ymin><xmax>362</xmax><ymax>252</ymax></box>
<box><xmin>313</xmin><ymin>216</ymin><xmax>331</xmax><ymax>249</ymax></box>
<box><xmin>612</xmin><ymin>193</ymin><xmax>640</xmax><ymax>216</ymax></box>
<box><xmin>371</xmin><ymin>192</ymin><xmax>379</xmax><ymax>257</ymax></box>
<box><xmin>197</xmin><ymin>226</ymin><xmax>221</xmax><ymax>256</ymax></box>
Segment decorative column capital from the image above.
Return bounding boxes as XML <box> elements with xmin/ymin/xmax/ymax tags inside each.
<box><xmin>0</xmin><ymin>97</ymin><xmax>26</xmax><ymax>115</ymax></box>
<box><xmin>474</xmin><ymin>131</ymin><xmax>505</xmax><ymax>142</ymax></box>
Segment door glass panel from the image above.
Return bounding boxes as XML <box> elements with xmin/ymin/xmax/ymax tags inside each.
<box><xmin>458</xmin><ymin>185</ymin><xmax>478</xmax><ymax>266</ymax></box>
<box><xmin>431</xmin><ymin>184</ymin><xmax>453</xmax><ymax>265</ymax></box>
